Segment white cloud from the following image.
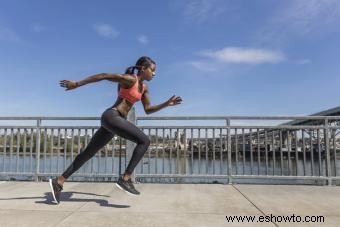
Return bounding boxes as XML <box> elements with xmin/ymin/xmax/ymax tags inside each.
<box><xmin>198</xmin><ymin>47</ymin><xmax>285</xmax><ymax>64</ymax></box>
<box><xmin>93</xmin><ymin>24</ymin><xmax>119</xmax><ymax>39</ymax></box>
<box><xmin>251</xmin><ymin>0</ymin><xmax>340</xmax><ymax>49</ymax></box>
<box><xmin>188</xmin><ymin>61</ymin><xmax>219</xmax><ymax>72</ymax></box>
<box><xmin>137</xmin><ymin>34</ymin><xmax>148</xmax><ymax>44</ymax></box>
<box><xmin>259</xmin><ymin>0</ymin><xmax>340</xmax><ymax>45</ymax></box>
<box><xmin>280</xmin><ymin>0</ymin><xmax>340</xmax><ymax>34</ymax></box>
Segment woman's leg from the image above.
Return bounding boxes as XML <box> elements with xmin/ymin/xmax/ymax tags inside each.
<box><xmin>101</xmin><ymin>109</ymin><xmax>150</xmax><ymax>178</ymax></box>
<box><xmin>59</xmin><ymin>126</ymin><xmax>114</xmax><ymax>183</ymax></box>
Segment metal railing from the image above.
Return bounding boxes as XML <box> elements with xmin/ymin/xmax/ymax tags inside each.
<box><xmin>1</xmin><ymin>110</ymin><xmax>340</xmax><ymax>185</ymax></box>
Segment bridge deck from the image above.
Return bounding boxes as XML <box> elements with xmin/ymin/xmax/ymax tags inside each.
<box><xmin>0</xmin><ymin>181</ymin><xmax>339</xmax><ymax>226</ymax></box>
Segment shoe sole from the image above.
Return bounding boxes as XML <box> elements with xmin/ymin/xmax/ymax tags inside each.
<box><xmin>49</xmin><ymin>179</ymin><xmax>59</xmax><ymax>204</ymax></box>
<box><xmin>115</xmin><ymin>183</ymin><xmax>138</xmax><ymax>196</ymax></box>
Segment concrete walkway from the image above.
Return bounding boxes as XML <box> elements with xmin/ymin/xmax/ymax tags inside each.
<box><xmin>0</xmin><ymin>181</ymin><xmax>339</xmax><ymax>226</ymax></box>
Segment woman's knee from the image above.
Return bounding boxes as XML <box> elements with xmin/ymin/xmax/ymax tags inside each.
<box><xmin>145</xmin><ymin>137</ymin><xmax>150</xmax><ymax>147</ymax></box>
<box><xmin>140</xmin><ymin>135</ymin><xmax>150</xmax><ymax>147</ymax></box>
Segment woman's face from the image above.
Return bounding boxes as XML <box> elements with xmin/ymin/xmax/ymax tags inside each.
<box><xmin>141</xmin><ymin>63</ymin><xmax>156</xmax><ymax>81</ymax></box>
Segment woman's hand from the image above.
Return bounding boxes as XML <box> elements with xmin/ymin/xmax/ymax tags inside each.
<box><xmin>166</xmin><ymin>95</ymin><xmax>182</xmax><ymax>106</ymax></box>
<box><xmin>59</xmin><ymin>80</ymin><xmax>79</xmax><ymax>91</ymax></box>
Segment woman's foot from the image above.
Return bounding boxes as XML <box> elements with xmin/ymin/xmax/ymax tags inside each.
<box><xmin>115</xmin><ymin>175</ymin><xmax>140</xmax><ymax>195</ymax></box>
<box><xmin>57</xmin><ymin>176</ymin><xmax>65</xmax><ymax>185</ymax></box>
<box><xmin>49</xmin><ymin>178</ymin><xmax>63</xmax><ymax>204</ymax></box>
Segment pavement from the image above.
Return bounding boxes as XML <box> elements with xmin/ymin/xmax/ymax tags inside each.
<box><xmin>0</xmin><ymin>181</ymin><xmax>339</xmax><ymax>226</ymax></box>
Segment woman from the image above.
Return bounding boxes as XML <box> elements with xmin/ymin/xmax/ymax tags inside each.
<box><xmin>49</xmin><ymin>56</ymin><xmax>182</xmax><ymax>204</ymax></box>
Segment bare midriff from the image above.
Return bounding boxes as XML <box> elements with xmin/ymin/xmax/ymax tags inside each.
<box><xmin>111</xmin><ymin>97</ymin><xmax>134</xmax><ymax>118</ymax></box>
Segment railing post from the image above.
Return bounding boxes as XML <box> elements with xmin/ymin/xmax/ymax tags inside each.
<box><xmin>35</xmin><ymin>118</ymin><xmax>42</xmax><ymax>182</ymax></box>
<box><xmin>176</xmin><ymin>129</ymin><xmax>186</xmax><ymax>177</ymax></box>
<box><xmin>324</xmin><ymin>119</ymin><xmax>332</xmax><ymax>186</ymax></box>
<box><xmin>127</xmin><ymin>107</ymin><xmax>136</xmax><ymax>182</ymax></box>
<box><xmin>227</xmin><ymin>119</ymin><xmax>232</xmax><ymax>184</ymax></box>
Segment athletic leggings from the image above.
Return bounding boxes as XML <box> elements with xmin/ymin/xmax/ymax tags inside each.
<box><xmin>62</xmin><ymin>108</ymin><xmax>150</xmax><ymax>179</ymax></box>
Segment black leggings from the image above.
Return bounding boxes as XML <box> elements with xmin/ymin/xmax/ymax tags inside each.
<box><xmin>62</xmin><ymin>108</ymin><xmax>150</xmax><ymax>179</ymax></box>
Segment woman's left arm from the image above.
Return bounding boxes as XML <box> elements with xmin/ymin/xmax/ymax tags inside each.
<box><xmin>141</xmin><ymin>85</ymin><xmax>182</xmax><ymax>115</ymax></box>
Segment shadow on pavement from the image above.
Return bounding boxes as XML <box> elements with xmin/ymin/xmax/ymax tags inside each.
<box><xmin>0</xmin><ymin>191</ymin><xmax>130</xmax><ymax>208</ymax></box>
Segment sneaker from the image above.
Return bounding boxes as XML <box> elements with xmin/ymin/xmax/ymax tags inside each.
<box><xmin>115</xmin><ymin>176</ymin><xmax>140</xmax><ymax>195</ymax></box>
<box><xmin>49</xmin><ymin>178</ymin><xmax>63</xmax><ymax>204</ymax></box>
<box><xmin>127</xmin><ymin>178</ymin><xmax>140</xmax><ymax>195</ymax></box>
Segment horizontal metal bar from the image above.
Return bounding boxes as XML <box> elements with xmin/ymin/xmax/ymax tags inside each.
<box><xmin>1</xmin><ymin>115</ymin><xmax>340</xmax><ymax>121</ymax></box>
<box><xmin>0</xmin><ymin>117</ymin><xmax>100</xmax><ymax>120</ymax></box>
<box><xmin>139</xmin><ymin>125</ymin><xmax>327</xmax><ymax>129</ymax></box>
<box><xmin>135</xmin><ymin>174</ymin><xmax>328</xmax><ymax>180</ymax></box>
<box><xmin>0</xmin><ymin>172</ymin><xmax>34</xmax><ymax>176</ymax></box>
<box><xmin>0</xmin><ymin>126</ymin><xmax>36</xmax><ymax>129</ymax></box>
<box><xmin>0</xmin><ymin>172</ymin><xmax>329</xmax><ymax>181</ymax></box>
<box><xmin>231</xmin><ymin>175</ymin><xmax>328</xmax><ymax>180</ymax></box>
<box><xmin>135</xmin><ymin>174</ymin><xmax>230</xmax><ymax>178</ymax></box>
<box><xmin>137</xmin><ymin>116</ymin><xmax>340</xmax><ymax>121</ymax></box>
<box><xmin>330</xmin><ymin>177</ymin><xmax>340</xmax><ymax>180</ymax></box>
<box><xmin>0</xmin><ymin>125</ymin><xmax>332</xmax><ymax>130</ymax></box>
<box><xmin>36</xmin><ymin>173</ymin><xmax>120</xmax><ymax>178</ymax></box>
<box><xmin>31</xmin><ymin>126</ymin><xmax>99</xmax><ymax>130</ymax></box>
<box><xmin>0</xmin><ymin>173</ymin><xmax>119</xmax><ymax>178</ymax></box>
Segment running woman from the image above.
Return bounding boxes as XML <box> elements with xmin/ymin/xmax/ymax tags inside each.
<box><xmin>49</xmin><ymin>56</ymin><xmax>182</xmax><ymax>204</ymax></box>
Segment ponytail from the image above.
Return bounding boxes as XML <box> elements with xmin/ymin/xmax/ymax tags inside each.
<box><xmin>120</xmin><ymin>65</ymin><xmax>139</xmax><ymax>91</ymax></box>
<box><xmin>125</xmin><ymin>66</ymin><xmax>136</xmax><ymax>75</ymax></box>
<box><xmin>124</xmin><ymin>56</ymin><xmax>155</xmax><ymax>75</ymax></box>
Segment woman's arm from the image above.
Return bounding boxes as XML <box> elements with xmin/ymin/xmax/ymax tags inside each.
<box><xmin>59</xmin><ymin>73</ymin><xmax>135</xmax><ymax>91</ymax></box>
<box><xmin>141</xmin><ymin>85</ymin><xmax>182</xmax><ymax>114</ymax></box>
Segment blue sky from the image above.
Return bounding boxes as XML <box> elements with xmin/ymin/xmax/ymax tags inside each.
<box><xmin>1</xmin><ymin>0</ymin><xmax>340</xmax><ymax>118</ymax></box>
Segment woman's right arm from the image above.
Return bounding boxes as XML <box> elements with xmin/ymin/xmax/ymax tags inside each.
<box><xmin>59</xmin><ymin>73</ymin><xmax>135</xmax><ymax>91</ymax></box>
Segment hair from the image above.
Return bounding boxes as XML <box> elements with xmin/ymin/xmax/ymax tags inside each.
<box><xmin>125</xmin><ymin>56</ymin><xmax>156</xmax><ymax>74</ymax></box>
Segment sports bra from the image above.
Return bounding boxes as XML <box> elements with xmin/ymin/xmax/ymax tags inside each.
<box><xmin>118</xmin><ymin>75</ymin><xmax>145</xmax><ymax>104</ymax></box>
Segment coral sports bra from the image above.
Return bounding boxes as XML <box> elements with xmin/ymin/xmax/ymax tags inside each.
<box><xmin>118</xmin><ymin>75</ymin><xmax>145</xmax><ymax>104</ymax></box>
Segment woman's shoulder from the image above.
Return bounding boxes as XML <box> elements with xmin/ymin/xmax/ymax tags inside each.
<box><xmin>119</xmin><ymin>74</ymin><xmax>138</xmax><ymax>88</ymax></box>
<box><xmin>122</xmin><ymin>73</ymin><xmax>137</xmax><ymax>80</ymax></box>
<box><xmin>142</xmin><ymin>83</ymin><xmax>148</xmax><ymax>92</ymax></box>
